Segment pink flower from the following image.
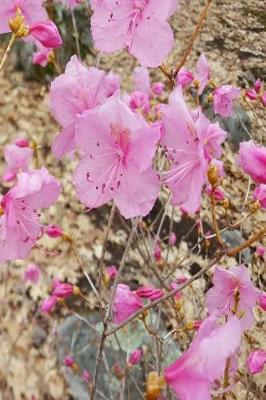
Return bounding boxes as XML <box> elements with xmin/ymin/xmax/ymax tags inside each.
<box><xmin>168</xmin><ymin>232</ymin><xmax>176</xmax><ymax>246</ymax></box>
<box><xmin>247</xmin><ymin>350</ymin><xmax>266</xmax><ymax>375</ymax></box>
<box><xmin>29</xmin><ymin>20</ymin><xmax>62</xmax><ymax>48</ymax></box>
<box><xmin>254</xmin><ymin>79</ymin><xmax>262</xmax><ymax>93</ymax></box>
<box><xmin>104</xmin><ymin>265</ymin><xmax>118</xmax><ymax>283</ymax></box>
<box><xmin>73</xmin><ymin>97</ymin><xmax>160</xmax><ymax>219</ymax></box>
<box><xmin>64</xmin><ymin>356</ymin><xmax>75</xmax><ymax>368</ymax></box>
<box><xmin>2</xmin><ymin>142</ymin><xmax>32</xmax><ymax>182</ymax></box>
<box><xmin>154</xmin><ymin>243</ymin><xmax>161</xmax><ymax>262</ymax></box>
<box><xmin>205</xmin><ymin>186</ymin><xmax>225</xmax><ymax>201</ymax></box>
<box><xmin>165</xmin><ymin>315</ymin><xmax>242</xmax><ymax>400</ymax></box>
<box><xmin>128</xmin><ymin>349</ymin><xmax>143</xmax><ymax>366</ymax></box>
<box><xmin>82</xmin><ymin>369</ymin><xmax>91</xmax><ymax>383</ymax></box>
<box><xmin>253</xmin><ymin>184</ymin><xmax>266</xmax><ymax>208</ymax></box>
<box><xmin>112</xmin><ymin>284</ymin><xmax>143</xmax><ymax>325</ymax></box>
<box><xmin>194</xmin><ymin>53</ymin><xmax>211</xmax><ymax>95</ymax></box>
<box><xmin>50</xmin><ymin>55</ymin><xmax>120</xmax><ymax>159</ymax></box>
<box><xmin>45</xmin><ymin>224</ymin><xmax>64</xmax><ymax>238</ymax></box>
<box><xmin>129</xmin><ymin>91</ymin><xmax>146</xmax><ymax>110</ymax></box>
<box><xmin>0</xmin><ymin>0</ymin><xmax>47</xmax><ymax>34</ymax></box>
<box><xmin>52</xmin><ymin>282</ymin><xmax>75</xmax><ymax>298</ymax></box>
<box><xmin>213</xmin><ymin>85</ymin><xmax>240</xmax><ymax>118</ymax></box>
<box><xmin>245</xmin><ymin>88</ymin><xmax>257</xmax><ymax>100</ymax></box>
<box><xmin>91</xmin><ymin>0</ymin><xmax>175</xmax><ymax>67</ymax></box>
<box><xmin>206</xmin><ymin>265</ymin><xmax>259</xmax><ymax>329</ymax></box>
<box><xmin>239</xmin><ymin>141</ymin><xmax>266</xmax><ymax>184</ymax></box>
<box><xmin>15</xmin><ymin>138</ymin><xmax>30</xmax><ymax>148</ymax></box>
<box><xmin>152</xmin><ymin>82</ymin><xmax>164</xmax><ymax>96</ymax></box>
<box><xmin>160</xmin><ymin>87</ymin><xmax>226</xmax><ymax>213</ymax></box>
<box><xmin>40</xmin><ymin>295</ymin><xmax>58</xmax><ymax>313</ymax></box>
<box><xmin>24</xmin><ymin>263</ymin><xmax>41</xmax><ymax>284</ymax></box>
<box><xmin>0</xmin><ymin>168</ymin><xmax>60</xmax><ymax>261</ymax></box>
<box><xmin>135</xmin><ymin>286</ymin><xmax>164</xmax><ymax>301</ymax></box>
<box><xmin>176</xmin><ymin>68</ymin><xmax>194</xmax><ymax>88</ymax></box>
<box><xmin>258</xmin><ymin>292</ymin><xmax>266</xmax><ymax>311</ymax></box>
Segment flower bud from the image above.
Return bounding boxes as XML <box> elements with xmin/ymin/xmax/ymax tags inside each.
<box><xmin>15</xmin><ymin>138</ymin><xmax>30</xmax><ymax>148</ymax></box>
<box><xmin>245</xmin><ymin>88</ymin><xmax>257</xmax><ymax>100</ymax></box>
<box><xmin>82</xmin><ymin>369</ymin><xmax>91</xmax><ymax>383</ymax></box>
<box><xmin>168</xmin><ymin>232</ymin><xmax>176</xmax><ymax>246</ymax></box>
<box><xmin>255</xmin><ymin>246</ymin><xmax>266</xmax><ymax>259</ymax></box>
<box><xmin>128</xmin><ymin>349</ymin><xmax>143</xmax><ymax>366</ymax></box>
<box><xmin>103</xmin><ymin>265</ymin><xmax>118</xmax><ymax>285</ymax></box>
<box><xmin>135</xmin><ymin>286</ymin><xmax>164</xmax><ymax>301</ymax></box>
<box><xmin>154</xmin><ymin>243</ymin><xmax>161</xmax><ymax>262</ymax></box>
<box><xmin>254</xmin><ymin>79</ymin><xmax>262</xmax><ymax>93</ymax></box>
<box><xmin>176</xmin><ymin>68</ymin><xmax>194</xmax><ymax>88</ymax></box>
<box><xmin>40</xmin><ymin>296</ymin><xmax>58</xmax><ymax>313</ymax></box>
<box><xmin>29</xmin><ymin>21</ymin><xmax>62</xmax><ymax>49</ymax></box>
<box><xmin>45</xmin><ymin>224</ymin><xmax>64</xmax><ymax>238</ymax></box>
<box><xmin>64</xmin><ymin>356</ymin><xmax>75</xmax><ymax>368</ymax></box>
<box><xmin>247</xmin><ymin>349</ymin><xmax>266</xmax><ymax>375</ymax></box>
<box><xmin>151</xmin><ymin>82</ymin><xmax>164</xmax><ymax>96</ymax></box>
<box><xmin>52</xmin><ymin>282</ymin><xmax>75</xmax><ymax>298</ymax></box>
<box><xmin>258</xmin><ymin>292</ymin><xmax>266</xmax><ymax>311</ymax></box>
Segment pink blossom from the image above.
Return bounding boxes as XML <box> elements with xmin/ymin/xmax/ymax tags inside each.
<box><xmin>194</xmin><ymin>53</ymin><xmax>211</xmax><ymax>95</ymax></box>
<box><xmin>205</xmin><ymin>186</ymin><xmax>225</xmax><ymax>201</ymax></box>
<box><xmin>82</xmin><ymin>369</ymin><xmax>91</xmax><ymax>383</ymax></box>
<box><xmin>154</xmin><ymin>243</ymin><xmax>161</xmax><ymax>262</ymax></box>
<box><xmin>253</xmin><ymin>184</ymin><xmax>266</xmax><ymax>208</ymax></box>
<box><xmin>24</xmin><ymin>263</ymin><xmax>41</xmax><ymax>284</ymax></box>
<box><xmin>15</xmin><ymin>138</ymin><xmax>30</xmax><ymax>148</ymax></box>
<box><xmin>129</xmin><ymin>91</ymin><xmax>146</xmax><ymax>110</ymax></box>
<box><xmin>104</xmin><ymin>265</ymin><xmax>118</xmax><ymax>282</ymax></box>
<box><xmin>176</xmin><ymin>68</ymin><xmax>194</xmax><ymax>88</ymax></box>
<box><xmin>40</xmin><ymin>295</ymin><xmax>58</xmax><ymax>313</ymax></box>
<box><xmin>52</xmin><ymin>282</ymin><xmax>75</xmax><ymax>298</ymax></box>
<box><xmin>128</xmin><ymin>349</ymin><xmax>143</xmax><ymax>366</ymax></box>
<box><xmin>165</xmin><ymin>315</ymin><xmax>242</xmax><ymax>400</ymax></box>
<box><xmin>45</xmin><ymin>224</ymin><xmax>64</xmax><ymax>238</ymax></box>
<box><xmin>168</xmin><ymin>232</ymin><xmax>176</xmax><ymax>246</ymax></box>
<box><xmin>258</xmin><ymin>292</ymin><xmax>266</xmax><ymax>311</ymax></box>
<box><xmin>73</xmin><ymin>97</ymin><xmax>160</xmax><ymax>219</ymax></box>
<box><xmin>239</xmin><ymin>141</ymin><xmax>266</xmax><ymax>184</ymax></box>
<box><xmin>112</xmin><ymin>284</ymin><xmax>143</xmax><ymax>325</ymax></box>
<box><xmin>50</xmin><ymin>55</ymin><xmax>120</xmax><ymax>159</ymax></box>
<box><xmin>135</xmin><ymin>286</ymin><xmax>164</xmax><ymax>300</ymax></box>
<box><xmin>2</xmin><ymin>142</ymin><xmax>32</xmax><ymax>182</ymax></box>
<box><xmin>160</xmin><ymin>87</ymin><xmax>226</xmax><ymax>213</ymax></box>
<box><xmin>206</xmin><ymin>265</ymin><xmax>259</xmax><ymax>329</ymax></box>
<box><xmin>245</xmin><ymin>88</ymin><xmax>257</xmax><ymax>100</ymax></box>
<box><xmin>64</xmin><ymin>356</ymin><xmax>75</xmax><ymax>368</ymax></box>
<box><xmin>213</xmin><ymin>85</ymin><xmax>240</xmax><ymax>118</ymax></box>
<box><xmin>0</xmin><ymin>0</ymin><xmax>47</xmax><ymax>34</ymax></box>
<box><xmin>91</xmin><ymin>0</ymin><xmax>175</xmax><ymax>67</ymax></box>
<box><xmin>0</xmin><ymin>168</ymin><xmax>60</xmax><ymax>261</ymax></box>
<box><xmin>152</xmin><ymin>82</ymin><xmax>164</xmax><ymax>96</ymax></box>
<box><xmin>247</xmin><ymin>350</ymin><xmax>266</xmax><ymax>375</ymax></box>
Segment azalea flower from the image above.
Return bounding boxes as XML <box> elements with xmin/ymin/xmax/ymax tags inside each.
<box><xmin>247</xmin><ymin>350</ymin><xmax>266</xmax><ymax>375</ymax></box>
<box><xmin>2</xmin><ymin>141</ymin><xmax>32</xmax><ymax>182</ymax></box>
<box><xmin>128</xmin><ymin>349</ymin><xmax>143</xmax><ymax>366</ymax></box>
<box><xmin>253</xmin><ymin>184</ymin><xmax>266</xmax><ymax>208</ymax></box>
<box><xmin>194</xmin><ymin>53</ymin><xmax>211</xmax><ymax>95</ymax></box>
<box><xmin>135</xmin><ymin>286</ymin><xmax>164</xmax><ymax>300</ymax></box>
<box><xmin>160</xmin><ymin>86</ymin><xmax>226</xmax><ymax>213</ymax></box>
<box><xmin>91</xmin><ymin>0</ymin><xmax>177</xmax><ymax>67</ymax></box>
<box><xmin>165</xmin><ymin>314</ymin><xmax>242</xmax><ymax>400</ymax></box>
<box><xmin>239</xmin><ymin>141</ymin><xmax>266</xmax><ymax>184</ymax></box>
<box><xmin>206</xmin><ymin>265</ymin><xmax>259</xmax><ymax>329</ymax></box>
<box><xmin>73</xmin><ymin>97</ymin><xmax>160</xmax><ymax>218</ymax></box>
<box><xmin>213</xmin><ymin>85</ymin><xmax>240</xmax><ymax>118</ymax></box>
<box><xmin>112</xmin><ymin>284</ymin><xmax>143</xmax><ymax>324</ymax></box>
<box><xmin>50</xmin><ymin>55</ymin><xmax>120</xmax><ymax>159</ymax></box>
<box><xmin>0</xmin><ymin>168</ymin><xmax>60</xmax><ymax>261</ymax></box>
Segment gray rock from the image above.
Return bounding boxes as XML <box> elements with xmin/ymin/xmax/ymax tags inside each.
<box><xmin>222</xmin><ymin>230</ymin><xmax>251</xmax><ymax>263</ymax></box>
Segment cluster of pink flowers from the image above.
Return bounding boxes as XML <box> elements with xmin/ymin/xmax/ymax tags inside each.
<box><xmin>40</xmin><ymin>280</ymin><xmax>78</xmax><ymax>313</ymax></box>
<box><xmin>245</xmin><ymin>79</ymin><xmax>266</xmax><ymax>107</ymax></box>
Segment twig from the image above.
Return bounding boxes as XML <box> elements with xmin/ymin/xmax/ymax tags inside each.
<box><xmin>0</xmin><ymin>33</ymin><xmax>16</xmax><ymax>71</ymax></box>
<box><xmin>71</xmin><ymin>8</ymin><xmax>81</xmax><ymax>60</ymax></box>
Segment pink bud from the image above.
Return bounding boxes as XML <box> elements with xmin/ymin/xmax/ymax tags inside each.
<box><xmin>64</xmin><ymin>356</ymin><xmax>75</xmax><ymax>368</ymax></box>
<box><xmin>261</xmin><ymin>92</ymin><xmax>266</xmax><ymax>107</ymax></box>
<box><xmin>113</xmin><ymin>362</ymin><xmax>123</xmax><ymax>378</ymax></box>
<box><xmin>256</xmin><ymin>246</ymin><xmax>266</xmax><ymax>258</ymax></box>
<box><xmin>29</xmin><ymin>21</ymin><xmax>62</xmax><ymax>49</ymax></box>
<box><xmin>151</xmin><ymin>82</ymin><xmax>164</xmax><ymax>96</ymax></box>
<box><xmin>135</xmin><ymin>286</ymin><xmax>164</xmax><ymax>301</ymax></box>
<box><xmin>82</xmin><ymin>369</ymin><xmax>91</xmax><ymax>383</ymax></box>
<box><xmin>258</xmin><ymin>292</ymin><xmax>266</xmax><ymax>311</ymax></box>
<box><xmin>170</xmin><ymin>282</ymin><xmax>183</xmax><ymax>301</ymax></box>
<box><xmin>247</xmin><ymin>349</ymin><xmax>266</xmax><ymax>375</ymax></box>
<box><xmin>154</xmin><ymin>243</ymin><xmax>161</xmax><ymax>262</ymax></box>
<box><xmin>128</xmin><ymin>349</ymin><xmax>143</xmax><ymax>366</ymax></box>
<box><xmin>52</xmin><ymin>282</ymin><xmax>74</xmax><ymax>298</ymax></box>
<box><xmin>129</xmin><ymin>91</ymin><xmax>145</xmax><ymax>110</ymax></box>
<box><xmin>176</xmin><ymin>68</ymin><xmax>194</xmax><ymax>88</ymax></box>
<box><xmin>104</xmin><ymin>265</ymin><xmax>118</xmax><ymax>281</ymax></box>
<box><xmin>253</xmin><ymin>184</ymin><xmax>266</xmax><ymax>208</ymax></box>
<box><xmin>45</xmin><ymin>224</ymin><xmax>64</xmax><ymax>238</ymax></box>
<box><xmin>3</xmin><ymin>171</ymin><xmax>16</xmax><ymax>182</ymax></box>
<box><xmin>24</xmin><ymin>263</ymin><xmax>41</xmax><ymax>284</ymax></box>
<box><xmin>15</xmin><ymin>138</ymin><xmax>30</xmax><ymax>148</ymax></box>
<box><xmin>168</xmin><ymin>232</ymin><xmax>176</xmax><ymax>246</ymax></box>
<box><xmin>206</xmin><ymin>186</ymin><xmax>226</xmax><ymax>201</ymax></box>
<box><xmin>254</xmin><ymin>79</ymin><xmax>262</xmax><ymax>93</ymax></box>
<box><xmin>245</xmin><ymin>89</ymin><xmax>257</xmax><ymax>100</ymax></box>
<box><xmin>40</xmin><ymin>296</ymin><xmax>58</xmax><ymax>313</ymax></box>
<box><xmin>176</xmin><ymin>276</ymin><xmax>188</xmax><ymax>284</ymax></box>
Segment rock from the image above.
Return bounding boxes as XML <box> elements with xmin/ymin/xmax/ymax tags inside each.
<box><xmin>222</xmin><ymin>230</ymin><xmax>251</xmax><ymax>263</ymax></box>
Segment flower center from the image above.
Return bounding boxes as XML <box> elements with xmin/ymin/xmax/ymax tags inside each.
<box><xmin>111</xmin><ymin>124</ymin><xmax>131</xmax><ymax>160</ymax></box>
<box><xmin>133</xmin><ymin>0</ymin><xmax>148</xmax><ymax>10</ymax></box>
